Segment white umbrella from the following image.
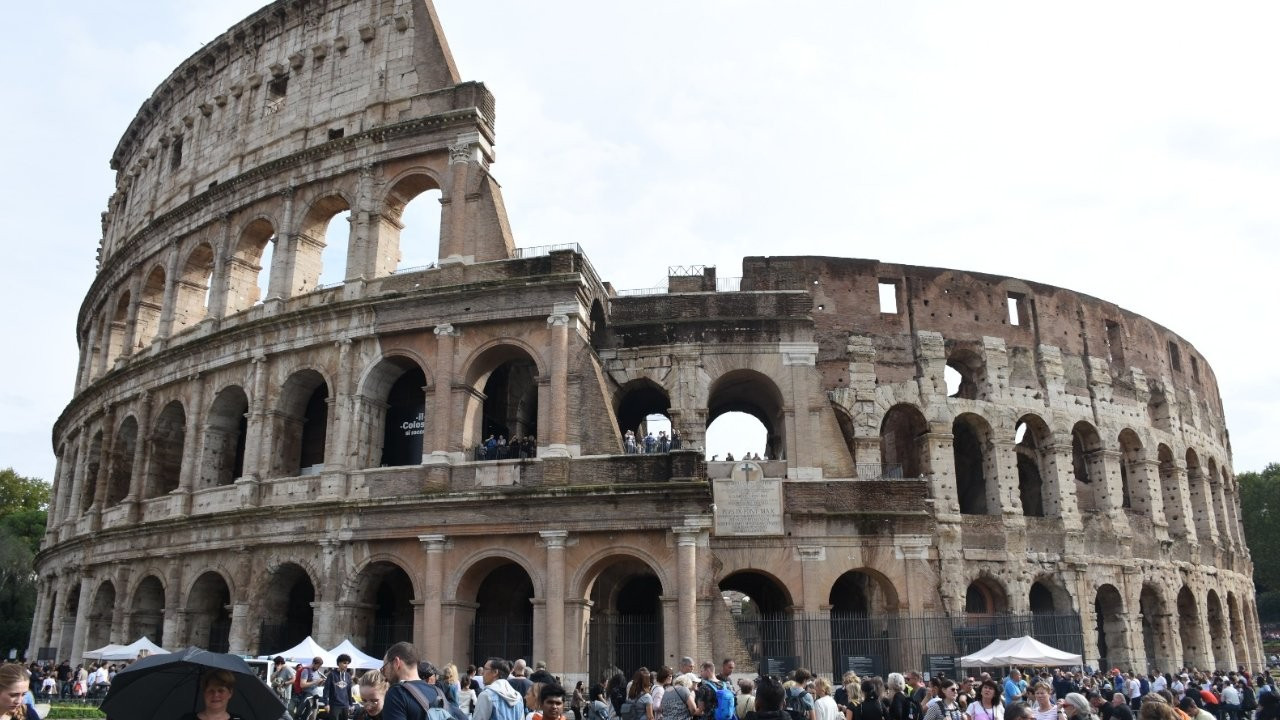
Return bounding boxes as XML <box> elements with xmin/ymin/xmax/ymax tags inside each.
<box><xmin>327</xmin><ymin>639</ymin><xmax>384</xmax><ymax>670</ymax></box>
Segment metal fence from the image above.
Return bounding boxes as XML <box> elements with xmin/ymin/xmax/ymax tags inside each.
<box><xmin>589</xmin><ymin>614</ymin><xmax>663</xmax><ymax>682</ymax></box>
<box><xmin>367</xmin><ymin>623</ymin><xmax>416</xmax><ymax>659</ymax></box>
<box><xmin>471</xmin><ymin>620</ymin><xmax>533</xmax><ymax>667</ymax></box>
<box><xmin>731</xmin><ymin>612</ymin><xmax>1084</xmax><ymax>679</ymax></box>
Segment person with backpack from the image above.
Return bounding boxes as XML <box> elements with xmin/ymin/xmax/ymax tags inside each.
<box><xmin>381</xmin><ymin>642</ymin><xmax>445</xmax><ymax>720</ymax></box>
<box><xmin>886</xmin><ymin>674</ymin><xmax>913</xmax><ymax>720</ymax></box>
<box><xmin>591</xmin><ymin>685</ymin><xmax>617</xmax><ymax>720</ymax></box>
<box><xmin>786</xmin><ymin>670</ymin><xmax>817</xmax><ymax>720</ymax></box>
<box><xmin>475</xmin><ymin>659</ymin><xmax>526</xmax><ymax>720</ymax></box>
<box><xmin>858</xmin><ymin>678</ymin><xmax>889</xmax><ymax>720</ymax></box>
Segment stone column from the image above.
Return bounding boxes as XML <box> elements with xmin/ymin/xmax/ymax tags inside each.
<box><xmin>993</xmin><ymin>439</ymin><xmax>1023</xmax><ymax>520</ymax></box>
<box><xmin>48</xmin><ymin>582</ymin><xmax>67</xmax><ymax>660</ymax></box>
<box><xmin>346</xmin><ymin>165</ymin><xmax>376</xmax><ymax>282</ymax></box>
<box><xmin>125</xmin><ymin>392</ymin><xmax>153</xmax><ymax>520</ymax></box>
<box><xmin>79</xmin><ymin>322</ymin><xmax>100</xmax><ymax>389</ymax></box>
<box><xmin>162</xmin><ymin>560</ymin><xmax>186</xmax><ymax>647</ymax></box>
<box><xmin>156</xmin><ymin>244</ymin><xmax>181</xmax><ymax>342</ymax></box>
<box><xmin>428</xmin><ymin>324</ymin><xmax>459</xmax><ymax>462</ymax></box>
<box><xmin>541</xmin><ymin>531</ymin><xmax>569</xmax><ymax>673</ymax></box>
<box><xmin>797</xmin><ymin>546</ymin><xmax>826</xmax><ymax>614</ymax></box>
<box><xmin>1044</xmin><ymin>443</ymin><xmax>1083</xmax><ymax>531</ymax></box>
<box><xmin>674</xmin><ymin>527</ymin><xmax>699</xmax><ymax>659</ymax></box>
<box><xmin>440</xmin><ymin>136</ymin><xmax>483</xmax><ymax>264</ymax></box>
<box><xmin>420</xmin><ymin>534</ymin><xmax>448</xmax><ymax>661</ymax></box>
<box><xmin>329</xmin><ymin>339</ymin><xmax>355</xmax><ymax>469</ymax></box>
<box><xmin>69</xmin><ymin>574</ymin><xmax>94</xmax><ymax>662</ymax></box>
<box><xmin>780</xmin><ymin>342</ymin><xmax>821</xmax><ymax>477</ymax></box>
<box><xmin>921</xmin><ymin>431</ymin><xmax>960</xmax><ymax>520</ymax></box>
<box><xmin>28</xmin><ymin>582</ymin><xmax>54</xmax><ymax>658</ymax></box>
<box><xmin>110</xmin><ymin>566</ymin><xmax>132</xmax><ymax>643</ymax></box>
<box><xmin>208</xmin><ymin>214</ymin><xmax>233</xmax><ymax>320</ymax></box>
<box><xmin>175</xmin><ymin>375</ymin><xmax>205</xmax><ymax>513</ymax></box>
<box><xmin>544</xmin><ymin>307</ymin><xmax>572</xmax><ymax>457</ymax></box>
<box><xmin>241</xmin><ymin>355</ymin><xmax>270</xmax><ymax>481</ymax></box>
<box><xmin>89</xmin><ymin>406</ymin><xmax>118</xmax><ymax>531</ymax></box>
<box><xmin>266</xmin><ymin>188</ymin><xmax>296</xmax><ymax>302</ymax></box>
<box><xmin>118</xmin><ymin>275</ymin><xmax>144</xmax><ymax>361</ymax></box>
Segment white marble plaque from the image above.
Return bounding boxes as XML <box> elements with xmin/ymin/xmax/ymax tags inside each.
<box><xmin>713</xmin><ymin>476</ymin><xmax>784</xmax><ymax>536</ymax></box>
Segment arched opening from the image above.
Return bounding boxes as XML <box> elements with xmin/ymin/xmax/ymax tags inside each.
<box><xmin>583</xmin><ymin>557</ymin><xmax>664</xmax><ymax>680</ymax></box>
<box><xmin>1139</xmin><ymin>584</ymin><xmax>1169</xmax><ymax>671</ymax></box>
<box><xmin>719</xmin><ymin>570</ymin><xmax>793</xmax><ymax>673</ymax></box>
<box><xmin>1029</xmin><ymin>582</ymin><xmax>1055</xmax><ymax>614</ymax></box>
<box><xmin>1015</xmin><ymin>415</ymin><xmax>1053</xmax><ymax>517</ymax></box>
<box><xmin>200</xmin><ymin>386</ymin><xmax>249</xmax><ymax>487</ymax></box>
<box><xmin>706</xmin><ymin>411</ymin><xmax>768</xmax><ymax>461</ymax></box>
<box><xmin>107</xmin><ymin>416</ymin><xmax>138</xmax><ymax>505</ymax></box>
<box><xmin>383</xmin><ymin>363</ymin><xmax>427</xmax><ymax>467</ymax></box>
<box><xmin>59</xmin><ymin>585</ymin><xmax>81</xmax><ymax>659</ymax></box>
<box><xmin>707</xmin><ymin>369</ymin><xmax>786</xmax><ymax>460</ymax></box>
<box><xmin>105</xmin><ymin>292</ymin><xmax>131</xmax><ymax>368</ymax></box>
<box><xmin>145</xmin><ymin>401</ymin><xmax>185</xmax><ymax>498</ymax></box>
<box><xmin>173</xmin><ymin>242</ymin><xmax>214</xmax><ymax>332</ymax></box>
<box><xmin>965</xmin><ymin>577</ymin><xmax>1008</xmax><ymax>617</ymax></box>
<box><xmin>296</xmin><ymin>194</ymin><xmax>353</xmax><ymax>292</ymax></box>
<box><xmin>128</xmin><ymin>575</ymin><xmax>166</xmax><ymax>646</ymax></box>
<box><xmin>384</xmin><ymin>174</ymin><xmax>443</xmax><ymax>275</ymax></box>
<box><xmin>470</xmin><ymin>562</ymin><xmax>535</xmax><ymax>666</ymax></box>
<box><xmin>1157</xmin><ymin>444</ymin><xmax>1188</xmax><ymax>538</ymax></box>
<box><xmin>85</xmin><ymin>581</ymin><xmax>117</xmax><ymax>653</ymax></box>
<box><xmin>134</xmin><ymin>265</ymin><xmax>166</xmax><ymax>348</ymax></box>
<box><xmin>1071</xmin><ymin>422</ymin><xmax>1105</xmax><ymax>513</ymax></box>
<box><xmin>879</xmin><ymin>404</ymin><xmax>928</xmax><ymax>479</ymax></box>
<box><xmin>463</xmin><ymin>345</ymin><xmax>539</xmax><ymax>457</ymax></box>
<box><xmin>1117</xmin><ymin>429</ymin><xmax>1143</xmax><ymax>512</ymax></box>
<box><xmin>1205</xmin><ymin>590</ymin><xmax>1230</xmax><ymax>669</ymax></box>
<box><xmin>1147</xmin><ymin>384</ymin><xmax>1172</xmax><ymax>431</ymax></box>
<box><xmin>187</xmin><ymin>571</ymin><xmax>232</xmax><ymax>653</ymax></box>
<box><xmin>952</xmin><ymin>413</ymin><xmax>996</xmax><ymax>515</ymax></box>
<box><xmin>589</xmin><ymin>300</ymin><xmax>608</xmax><ymax>347</ymax></box>
<box><xmin>1207</xmin><ymin>458</ymin><xmax>1229</xmax><ymax>546</ymax></box>
<box><xmin>271</xmin><ymin>370</ymin><xmax>329</xmax><ymax>477</ymax></box>
<box><xmin>1094</xmin><ymin>584</ymin><xmax>1128</xmax><ymax>670</ymax></box>
<box><xmin>1186</xmin><ymin>449</ymin><xmax>1213</xmax><ymax>541</ymax></box>
<box><xmin>225</xmin><ymin>218</ymin><xmax>276</xmax><ymax>313</ymax></box>
<box><xmin>944</xmin><ymin>348</ymin><xmax>986</xmax><ymax>400</ymax></box>
<box><xmin>1176</xmin><ymin>586</ymin><xmax>1205</xmax><ymax>668</ymax></box>
<box><xmin>1028</xmin><ymin>577</ymin><xmax>1075</xmax><ymax>644</ymax></box>
<box><xmin>615</xmin><ymin>379</ymin><xmax>672</xmax><ymax>452</ymax></box>
<box><xmin>353</xmin><ymin>561</ymin><xmax>416</xmax><ymax>658</ymax></box>
<box><xmin>829</xmin><ymin>570</ymin><xmax>900</xmax><ymax>678</ymax></box>
<box><xmin>81</xmin><ymin>430</ymin><xmax>103</xmax><ymax>511</ymax></box>
<box><xmin>259</xmin><ymin>563</ymin><xmax>316</xmax><ymax>655</ymax></box>
<box><xmin>1226</xmin><ymin>592</ymin><xmax>1246</xmax><ymax>670</ymax></box>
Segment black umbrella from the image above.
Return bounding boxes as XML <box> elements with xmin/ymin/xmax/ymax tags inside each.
<box><xmin>101</xmin><ymin>646</ymin><xmax>287</xmax><ymax>720</ymax></box>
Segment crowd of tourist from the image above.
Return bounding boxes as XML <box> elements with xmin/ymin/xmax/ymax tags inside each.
<box><xmin>3</xmin><ymin>647</ymin><xmax>1279</xmax><ymax>720</ymax></box>
<box><xmin>624</xmin><ymin>429</ymin><xmax>682</xmax><ymax>454</ymax></box>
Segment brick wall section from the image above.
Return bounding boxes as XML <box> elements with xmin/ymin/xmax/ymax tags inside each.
<box><xmin>784</xmin><ymin>479</ymin><xmax>929</xmax><ymax>515</ymax></box>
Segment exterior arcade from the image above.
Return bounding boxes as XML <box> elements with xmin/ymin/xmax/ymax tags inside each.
<box><xmin>35</xmin><ymin>0</ymin><xmax>1258</xmax><ymax>681</ymax></box>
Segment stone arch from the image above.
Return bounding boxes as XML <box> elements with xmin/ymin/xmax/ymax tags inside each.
<box><xmin>381</xmin><ymin>170</ymin><xmax>445</xmax><ymax>275</ymax></box>
<box><xmin>259</xmin><ymin>561</ymin><xmax>316</xmax><ymax>655</ymax></box>
<box><xmin>1029</xmin><ymin>575</ymin><xmax>1072</xmax><ymax>614</ymax></box>
<box><xmin>1176</xmin><ymin>585</ymin><xmax>1206</xmax><ymax>669</ymax></box>
<box><xmin>1185</xmin><ymin>449</ymin><xmax>1214</xmax><ymax>541</ymax></box>
<box><xmin>1139</xmin><ymin>583</ymin><xmax>1172</xmax><ymax>671</ymax></box>
<box><xmin>81</xmin><ymin>428</ymin><xmax>104</xmax><ymax>511</ymax></box>
<box><xmin>200</xmin><ymin>385</ymin><xmax>249</xmax><ymax>487</ymax></box>
<box><xmin>1117</xmin><ymin>429</ymin><xmax>1144</xmax><ymax>512</ymax></box>
<box><xmin>1071</xmin><ymin>421</ymin><xmax>1105</xmax><ymax>513</ymax></box>
<box><xmin>134</xmin><ymin>264</ymin><xmax>166</xmax><ymax>348</ymax></box>
<box><xmin>1157</xmin><ymin>444</ymin><xmax>1189</xmax><ymax>538</ymax></box>
<box><xmin>186</xmin><ymin>569</ymin><xmax>233</xmax><ymax>652</ymax></box>
<box><xmin>173</xmin><ymin>241</ymin><xmax>215</xmax><ymax>333</ymax></box>
<box><xmin>1205</xmin><ymin>589</ymin><xmax>1230</xmax><ymax>669</ymax></box>
<box><xmin>295</xmin><ymin>192</ymin><xmax>354</xmax><ymax>293</ymax></box>
<box><xmin>270</xmin><ymin>368</ymin><xmax>330</xmax><ymax>477</ymax></box>
<box><xmin>145</xmin><ymin>400</ymin><xmax>185</xmax><ymax>498</ymax></box>
<box><xmin>719</xmin><ymin>568</ymin><xmax>795</xmax><ymax>619</ymax></box>
<box><xmin>452</xmin><ymin>551</ymin><xmax>542</xmax><ymax>666</ymax></box>
<box><xmin>358</xmin><ymin>354</ymin><xmax>430</xmax><ymax>468</ymax></box>
<box><xmin>1226</xmin><ymin>591</ymin><xmax>1246</xmax><ymax>670</ymax></box>
<box><xmin>348</xmin><ymin>558</ymin><xmax>418</xmax><ymax>658</ymax></box>
<box><xmin>86</xmin><ymin>579</ymin><xmax>117</xmax><ymax>652</ymax></box>
<box><xmin>614</xmin><ymin>378</ymin><xmax>671</xmax><ymax>448</ymax></box>
<box><xmin>952</xmin><ymin>412</ymin><xmax>998</xmax><ymax>515</ymax></box>
<box><xmin>107</xmin><ymin>415</ymin><xmax>139</xmax><ymax>505</ymax></box>
<box><xmin>964</xmin><ymin>574</ymin><xmax>1009</xmax><ymax>616</ymax></box>
<box><xmin>708</xmin><ymin>369</ymin><xmax>787</xmax><ymax>461</ymax></box>
<box><xmin>1094</xmin><ymin>584</ymin><xmax>1129</xmax><ymax>670</ymax></box>
<box><xmin>589</xmin><ymin>299</ymin><xmax>608</xmax><ymax>347</ymax></box>
<box><xmin>879</xmin><ymin>403</ymin><xmax>928</xmax><ymax>479</ymax></box>
<box><xmin>1206</xmin><ymin>457</ymin><xmax>1230</xmax><ymax>547</ymax></box>
<box><xmin>1014</xmin><ymin>414</ymin><xmax>1054</xmax><ymax>518</ymax></box>
<box><xmin>461</xmin><ymin>342</ymin><xmax>543</xmax><ymax>453</ymax></box>
<box><xmin>828</xmin><ymin>569</ymin><xmax>902</xmax><ymax>677</ymax></box>
<box><xmin>225</xmin><ymin>217</ymin><xmax>277</xmax><ymax>313</ymax></box>
<box><xmin>575</xmin><ymin>549</ymin><xmax>668</xmax><ymax>679</ymax></box>
<box><xmin>945</xmin><ymin>346</ymin><xmax>987</xmax><ymax>400</ymax></box>
<box><xmin>127</xmin><ymin>574</ymin><xmax>166</xmax><ymax>646</ymax></box>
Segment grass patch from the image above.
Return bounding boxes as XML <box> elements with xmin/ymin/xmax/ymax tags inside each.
<box><xmin>45</xmin><ymin>704</ymin><xmax>106</xmax><ymax>718</ymax></box>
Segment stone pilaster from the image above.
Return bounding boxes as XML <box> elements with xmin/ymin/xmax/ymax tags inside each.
<box><xmin>419</xmin><ymin>534</ymin><xmax>448</xmax><ymax>661</ymax></box>
<box><xmin>540</xmin><ymin>530</ymin><xmax>569</xmax><ymax>673</ymax></box>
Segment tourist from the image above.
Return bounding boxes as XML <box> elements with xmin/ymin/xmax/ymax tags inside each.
<box><xmin>355</xmin><ymin>670</ymin><xmax>389</xmax><ymax>720</ymax></box>
<box><xmin>1031</xmin><ymin>684</ymin><xmax>1063</xmax><ymax>720</ymax></box>
<box><xmin>813</xmin><ymin>678</ymin><xmax>840</xmax><ymax>720</ymax></box>
<box><xmin>886</xmin><ymin>674</ymin><xmax>912</xmax><ymax>720</ymax></box>
<box><xmin>966</xmin><ymin>680</ymin><xmax>1004</xmax><ymax>720</ymax></box>
<box><xmin>923</xmin><ymin>680</ymin><xmax>962</xmax><ymax>720</ymax></box>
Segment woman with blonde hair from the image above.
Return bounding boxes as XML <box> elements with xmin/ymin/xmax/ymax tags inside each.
<box><xmin>0</xmin><ymin>664</ymin><xmax>38</xmax><ymax>720</ymax></box>
<box><xmin>814</xmin><ymin>678</ymin><xmax>842</xmax><ymax>720</ymax></box>
<box><xmin>443</xmin><ymin>664</ymin><xmax>462</xmax><ymax>706</ymax></box>
<box><xmin>354</xmin><ymin>669</ymin><xmax>390</xmax><ymax>720</ymax></box>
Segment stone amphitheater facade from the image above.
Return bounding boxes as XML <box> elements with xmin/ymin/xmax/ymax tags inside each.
<box><xmin>33</xmin><ymin>0</ymin><xmax>1260</xmax><ymax>680</ymax></box>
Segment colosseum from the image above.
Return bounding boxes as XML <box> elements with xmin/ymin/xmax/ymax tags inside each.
<box><xmin>33</xmin><ymin>0</ymin><xmax>1259</xmax><ymax>681</ymax></box>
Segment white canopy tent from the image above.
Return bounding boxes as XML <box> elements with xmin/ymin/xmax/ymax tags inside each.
<box><xmin>82</xmin><ymin>644</ymin><xmax>125</xmax><ymax>661</ymax></box>
<box><xmin>99</xmin><ymin>637</ymin><xmax>169</xmax><ymax>661</ymax></box>
<box><xmin>960</xmin><ymin>636</ymin><xmax>1082</xmax><ymax>667</ymax></box>
<box><xmin>261</xmin><ymin>635</ymin><xmax>338</xmax><ymax>666</ymax></box>
<box><xmin>328</xmin><ymin>639</ymin><xmax>384</xmax><ymax>670</ymax></box>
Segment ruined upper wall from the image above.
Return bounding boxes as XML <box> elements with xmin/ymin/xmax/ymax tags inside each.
<box><xmin>101</xmin><ymin>0</ymin><xmax>475</xmax><ymax>265</ymax></box>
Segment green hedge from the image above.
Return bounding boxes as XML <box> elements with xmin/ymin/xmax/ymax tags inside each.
<box><xmin>45</xmin><ymin>705</ymin><xmax>106</xmax><ymax>718</ymax></box>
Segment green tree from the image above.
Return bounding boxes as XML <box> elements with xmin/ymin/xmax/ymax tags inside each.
<box><xmin>0</xmin><ymin>467</ymin><xmax>48</xmax><ymax>657</ymax></box>
<box><xmin>1239</xmin><ymin>462</ymin><xmax>1280</xmax><ymax>622</ymax></box>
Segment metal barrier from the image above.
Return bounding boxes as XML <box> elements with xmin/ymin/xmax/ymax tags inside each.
<box><xmin>471</xmin><ymin>620</ymin><xmax>533</xmax><ymax>666</ymax></box>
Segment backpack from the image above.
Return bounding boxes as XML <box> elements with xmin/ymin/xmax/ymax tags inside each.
<box><xmin>1242</xmin><ymin>687</ymin><xmax>1257</xmax><ymax>712</ymax></box>
<box><xmin>621</xmin><ymin>699</ymin><xmax>640</xmax><ymax>720</ymax></box>
<box><xmin>590</xmin><ymin>700</ymin><xmax>613</xmax><ymax>720</ymax></box>
<box><xmin>1139</xmin><ymin>678</ymin><xmax>1150</xmax><ymax>696</ymax></box>
<box><xmin>785</xmin><ymin>688</ymin><xmax>810</xmax><ymax>720</ymax></box>
<box><xmin>403</xmin><ymin>681</ymin><xmax>458</xmax><ymax>720</ymax></box>
<box><xmin>712</xmin><ymin>682</ymin><xmax>735</xmax><ymax>720</ymax></box>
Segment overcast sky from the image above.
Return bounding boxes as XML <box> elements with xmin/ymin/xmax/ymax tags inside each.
<box><xmin>1</xmin><ymin>2</ymin><xmax>1276</xmax><ymax>483</ymax></box>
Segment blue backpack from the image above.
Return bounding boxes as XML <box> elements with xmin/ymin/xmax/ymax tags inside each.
<box><xmin>711</xmin><ymin>681</ymin><xmax>735</xmax><ymax>720</ymax></box>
